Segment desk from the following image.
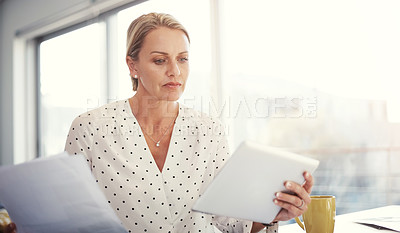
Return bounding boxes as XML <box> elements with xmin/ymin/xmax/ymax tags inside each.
<box><xmin>279</xmin><ymin>205</ymin><xmax>400</xmax><ymax>233</ymax></box>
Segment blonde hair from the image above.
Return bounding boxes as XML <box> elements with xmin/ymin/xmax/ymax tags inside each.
<box><xmin>126</xmin><ymin>12</ymin><xmax>190</xmax><ymax>91</ymax></box>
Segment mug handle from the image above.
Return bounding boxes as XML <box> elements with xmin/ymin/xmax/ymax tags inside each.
<box><xmin>295</xmin><ymin>216</ymin><xmax>305</xmax><ymax>230</ymax></box>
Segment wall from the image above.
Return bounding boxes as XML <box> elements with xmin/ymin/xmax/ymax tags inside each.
<box><xmin>0</xmin><ymin>0</ymin><xmax>88</xmax><ymax>165</ymax></box>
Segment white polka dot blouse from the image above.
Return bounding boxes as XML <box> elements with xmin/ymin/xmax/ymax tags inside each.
<box><xmin>65</xmin><ymin>99</ymin><xmax>276</xmax><ymax>233</ymax></box>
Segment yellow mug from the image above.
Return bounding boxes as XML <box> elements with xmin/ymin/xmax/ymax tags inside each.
<box><xmin>295</xmin><ymin>195</ymin><xmax>336</xmax><ymax>233</ymax></box>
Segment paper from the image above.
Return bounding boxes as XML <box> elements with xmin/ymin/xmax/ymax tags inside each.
<box><xmin>355</xmin><ymin>206</ymin><xmax>400</xmax><ymax>232</ymax></box>
<box><xmin>356</xmin><ymin>217</ymin><xmax>400</xmax><ymax>232</ymax></box>
<box><xmin>0</xmin><ymin>152</ymin><xmax>128</xmax><ymax>233</ymax></box>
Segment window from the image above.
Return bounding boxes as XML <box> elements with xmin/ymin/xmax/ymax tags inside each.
<box><xmin>219</xmin><ymin>0</ymin><xmax>400</xmax><ymax>216</ymax></box>
<box><xmin>39</xmin><ymin>23</ymin><xmax>104</xmax><ymax>157</ymax></box>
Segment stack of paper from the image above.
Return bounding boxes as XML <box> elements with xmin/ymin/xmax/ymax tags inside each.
<box><xmin>356</xmin><ymin>217</ymin><xmax>400</xmax><ymax>232</ymax></box>
<box><xmin>0</xmin><ymin>152</ymin><xmax>128</xmax><ymax>233</ymax></box>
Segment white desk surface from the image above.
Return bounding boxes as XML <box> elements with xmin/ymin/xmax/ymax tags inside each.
<box><xmin>279</xmin><ymin>205</ymin><xmax>400</xmax><ymax>233</ymax></box>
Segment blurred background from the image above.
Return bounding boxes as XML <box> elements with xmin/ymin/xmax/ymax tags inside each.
<box><xmin>1</xmin><ymin>0</ymin><xmax>399</xmax><ymax>221</ymax></box>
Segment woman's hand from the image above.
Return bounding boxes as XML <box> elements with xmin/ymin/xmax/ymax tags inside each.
<box><xmin>272</xmin><ymin>171</ymin><xmax>314</xmax><ymax>222</ymax></box>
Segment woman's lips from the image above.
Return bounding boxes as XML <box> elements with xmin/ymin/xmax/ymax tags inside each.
<box><xmin>163</xmin><ymin>82</ymin><xmax>182</xmax><ymax>88</ymax></box>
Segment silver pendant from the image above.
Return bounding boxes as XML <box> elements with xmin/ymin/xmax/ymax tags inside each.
<box><xmin>156</xmin><ymin>142</ymin><xmax>160</xmax><ymax>147</ymax></box>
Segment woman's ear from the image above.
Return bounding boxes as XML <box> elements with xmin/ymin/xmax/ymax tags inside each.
<box><xmin>126</xmin><ymin>56</ymin><xmax>138</xmax><ymax>76</ymax></box>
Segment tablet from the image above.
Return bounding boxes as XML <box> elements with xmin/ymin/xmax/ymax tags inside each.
<box><xmin>192</xmin><ymin>140</ymin><xmax>320</xmax><ymax>224</ymax></box>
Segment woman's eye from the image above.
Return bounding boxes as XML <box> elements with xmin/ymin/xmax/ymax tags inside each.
<box><xmin>154</xmin><ymin>59</ymin><xmax>166</xmax><ymax>65</ymax></box>
<box><xmin>179</xmin><ymin>57</ymin><xmax>189</xmax><ymax>63</ymax></box>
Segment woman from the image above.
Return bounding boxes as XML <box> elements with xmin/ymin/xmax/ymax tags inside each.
<box><xmin>6</xmin><ymin>12</ymin><xmax>314</xmax><ymax>233</ymax></box>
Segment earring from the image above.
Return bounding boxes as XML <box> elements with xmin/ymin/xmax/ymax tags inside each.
<box><xmin>134</xmin><ymin>74</ymin><xmax>138</xmax><ymax>79</ymax></box>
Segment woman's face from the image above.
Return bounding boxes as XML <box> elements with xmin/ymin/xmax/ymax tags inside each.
<box><xmin>128</xmin><ymin>27</ymin><xmax>190</xmax><ymax>102</ymax></box>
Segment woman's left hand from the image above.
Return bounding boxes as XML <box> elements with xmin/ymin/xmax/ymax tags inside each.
<box><xmin>272</xmin><ymin>171</ymin><xmax>314</xmax><ymax>222</ymax></box>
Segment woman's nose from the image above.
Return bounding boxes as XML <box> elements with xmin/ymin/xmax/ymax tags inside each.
<box><xmin>167</xmin><ymin>61</ymin><xmax>181</xmax><ymax>77</ymax></box>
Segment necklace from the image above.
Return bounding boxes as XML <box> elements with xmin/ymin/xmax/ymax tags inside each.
<box><xmin>141</xmin><ymin>119</ymin><xmax>176</xmax><ymax>147</ymax></box>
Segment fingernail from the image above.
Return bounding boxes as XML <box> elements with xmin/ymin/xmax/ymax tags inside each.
<box><xmin>286</xmin><ymin>182</ymin><xmax>292</xmax><ymax>188</ymax></box>
<box><xmin>276</xmin><ymin>192</ymin><xmax>281</xmax><ymax>197</ymax></box>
